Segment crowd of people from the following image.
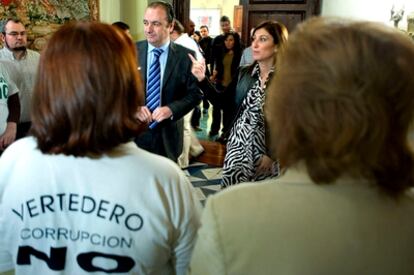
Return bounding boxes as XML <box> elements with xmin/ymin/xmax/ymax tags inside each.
<box><xmin>1</xmin><ymin>0</ymin><xmax>414</xmax><ymax>274</ymax></box>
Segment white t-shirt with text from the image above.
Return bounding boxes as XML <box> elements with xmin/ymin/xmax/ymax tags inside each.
<box><xmin>0</xmin><ymin>137</ymin><xmax>201</xmax><ymax>274</ymax></box>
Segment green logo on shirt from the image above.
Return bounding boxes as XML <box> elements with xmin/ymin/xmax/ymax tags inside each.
<box><xmin>0</xmin><ymin>76</ymin><xmax>9</xmax><ymax>99</ymax></box>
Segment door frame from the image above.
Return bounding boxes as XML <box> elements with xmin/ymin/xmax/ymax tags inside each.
<box><xmin>173</xmin><ymin>0</ymin><xmax>190</xmax><ymax>32</ymax></box>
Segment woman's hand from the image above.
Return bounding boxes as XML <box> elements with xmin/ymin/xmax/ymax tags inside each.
<box><xmin>255</xmin><ymin>154</ymin><xmax>275</xmax><ymax>177</ymax></box>
<box><xmin>188</xmin><ymin>54</ymin><xmax>206</xmax><ymax>82</ymax></box>
<box><xmin>209</xmin><ymin>69</ymin><xmax>218</xmax><ymax>83</ymax></box>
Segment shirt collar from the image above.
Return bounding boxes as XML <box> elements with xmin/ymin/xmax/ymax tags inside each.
<box><xmin>148</xmin><ymin>40</ymin><xmax>170</xmax><ymax>53</ymax></box>
<box><xmin>251</xmin><ymin>62</ymin><xmax>275</xmax><ymax>78</ymax></box>
<box><xmin>1</xmin><ymin>46</ymin><xmax>29</xmax><ymax>61</ymax></box>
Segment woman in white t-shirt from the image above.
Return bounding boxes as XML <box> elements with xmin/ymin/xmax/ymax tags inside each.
<box><xmin>0</xmin><ymin>21</ymin><xmax>201</xmax><ymax>275</ymax></box>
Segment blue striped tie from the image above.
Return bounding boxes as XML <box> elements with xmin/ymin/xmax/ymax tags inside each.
<box><xmin>146</xmin><ymin>48</ymin><xmax>163</xmax><ymax>129</ymax></box>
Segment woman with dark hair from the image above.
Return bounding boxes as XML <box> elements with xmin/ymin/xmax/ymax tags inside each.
<box><xmin>0</xmin><ymin>22</ymin><xmax>200</xmax><ymax>275</ymax></box>
<box><xmin>112</xmin><ymin>20</ymin><xmax>132</xmax><ymax>38</ymax></box>
<box><xmin>191</xmin><ymin>20</ymin><xmax>288</xmax><ymax>187</ymax></box>
<box><xmin>208</xmin><ymin>32</ymin><xmax>242</xmax><ymax>140</ymax></box>
<box><xmin>192</xmin><ymin>30</ymin><xmax>202</xmax><ymax>43</ymax></box>
<box><xmin>189</xmin><ymin>18</ymin><xmax>414</xmax><ymax>274</ymax></box>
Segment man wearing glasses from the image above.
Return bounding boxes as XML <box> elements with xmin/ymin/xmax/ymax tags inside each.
<box><xmin>0</xmin><ymin>18</ymin><xmax>40</xmax><ymax>139</ymax></box>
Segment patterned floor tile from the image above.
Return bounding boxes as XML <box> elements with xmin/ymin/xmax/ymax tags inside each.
<box><xmin>184</xmin><ymin>161</ymin><xmax>222</xmax><ymax>202</ymax></box>
<box><xmin>201</xmin><ymin>167</ymin><xmax>222</xmax><ymax>180</ymax></box>
<box><xmin>185</xmin><ymin>106</ymin><xmax>223</xmax><ymax>202</ymax></box>
<box><xmin>193</xmin><ymin>187</ymin><xmax>207</xmax><ymax>202</ymax></box>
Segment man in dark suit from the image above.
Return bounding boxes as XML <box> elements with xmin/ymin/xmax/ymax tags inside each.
<box><xmin>199</xmin><ymin>25</ymin><xmax>213</xmax><ymax>74</ymax></box>
<box><xmin>135</xmin><ymin>1</ymin><xmax>202</xmax><ymax>162</ymax></box>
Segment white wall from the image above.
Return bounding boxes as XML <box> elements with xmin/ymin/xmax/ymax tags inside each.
<box><xmin>321</xmin><ymin>0</ymin><xmax>414</xmax><ymax>31</ymax></box>
<box><xmin>121</xmin><ymin>0</ymin><xmax>147</xmax><ymax>40</ymax></box>
<box><xmin>190</xmin><ymin>0</ymin><xmax>238</xmax><ymax>36</ymax></box>
<box><xmin>100</xmin><ymin>0</ymin><xmax>239</xmax><ymax>38</ymax></box>
<box><xmin>99</xmin><ymin>0</ymin><xmax>121</xmax><ymax>24</ymax></box>
<box><xmin>99</xmin><ymin>0</ymin><xmax>146</xmax><ymax>40</ymax></box>
<box><xmin>100</xmin><ymin>0</ymin><xmax>414</xmax><ymax>39</ymax></box>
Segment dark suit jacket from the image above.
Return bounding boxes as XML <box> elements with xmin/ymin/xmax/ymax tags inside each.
<box><xmin>199</xmin><ymin>36</ymin><xmax>213</xmax><ymax>65</ymax></box>
<box><xmin>136</xmin><ymin>40</ymin><xmax>202</xmax><ymax>161</ymax></box>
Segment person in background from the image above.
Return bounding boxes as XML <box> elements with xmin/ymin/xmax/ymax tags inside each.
<box><xmin>170</xmin><ymin>20</ymin><xmax>203</xmax><ymax>61</ymax></box>
<box><xmin>239</xmin><ymin>44</ymin><xmax>253</xmax><ymax>67</ymax></box>
<box><xmin>198</xmin><ymin>25</ymin><xmax>213</xmax><ymax>114</ymax></box>
<box><xmin>170</xmin><ymin>19</ymin><xmax>204</xmax><ymax>168</ymax></box>
<box><xmin>0</xmin><ymin>21</ymin><xmax>201</xmax><ymax>275</ymax></box>
<box><xmin>189</xmin><ymin>29</ymin><xmax>204</xmax><ymax>129</ymax></box>
<box><xmin>135</xmin><ymin>1</ymin><xmax>202</xmax><ymax>162</ymax></box>
<box><xmin>112</xmin><ymin>20</ymin><xmax>132</xmax><ymax>38</ymax></box>
<box><xmin>191</xmin><ymin>21</ymin><xmax>287</xmax><ymax>187</ymax></box>
<box><xmin>209</xmin><ymin>32</ymin><xmax>242</xmax><ymax>141</ymax></box>
<box><xmin>189</xmin><ymin>17</ymin><xmax>414</xmax><ymax>274</ymax></box>
<box><xmin>191</xmin><ymin>28</ymin><xmax>205</xmax><ymax>130</ymax></box>
<box><xmin>0</xmin><ymin>18</ymin><xmax>40</xmax><ymax>139</ymax></box>
<box><xmin>239</xmin><ymin>28</ymin><xmax>255</xmax><ymax>66</ymax></box>
<box><xmin>186</xmin><ymin>19</ymin><xmax>195</xmax><ymax>36</ymax></box>
<box><xmin>199</xmin><ymin>25</ymin><xmax>213</xmax><ymax>72</ymax></box>
<box><xmin>210</xmin><ymin>16</ymin><xmax>241</xmax><ymax>79</ymax></box>
<box><xmin>0</xmin><ymin>60</ymin><xmax>20</xmax><ymax>153</ymax></box>
<box><xmin>192</xmin><ymin>30</ymin><xmax>202</xmax><ymax>43</ymax></box>
<box><xmin>186</xmin><ymin>29</ymin><xmax>204</xmax><ymax>132</ymax></box>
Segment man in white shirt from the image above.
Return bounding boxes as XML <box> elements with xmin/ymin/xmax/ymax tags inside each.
<box><xmin>0</xmin><ymin>60</ymin><xmax>20</xmax><ymax>152</ymax></box>
<box><xmin>0</xmin><ymin>18</ymin><xmax>40</xmax><ymax>139</ymax></box>
<box><xmin>170</xmin><ymin>19</ymin><xmax>204</xmax><ymax>168</ymax></box>
<box><xmin>170</xmin><ymin>20</ymin><xmax>203</xmax><ymax>61</ymax></box>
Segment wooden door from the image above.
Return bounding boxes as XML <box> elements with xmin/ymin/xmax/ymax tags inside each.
<box><xmin>172</xmin><ymin>0</ymin><xmax>190</xmax><ymax>31</ymax></box>
<box><xmin>240</xmin><ymin>0</ymin><xmax>321</xmax><ymax>45</ymax></box>
<box><xmin>233</xmin><ymin>5</ymin><xmax>244</xmax><ymax>36</ymax></box>
<box><xmin>173</xmin><ymin>0</ymin><xmax>321</xmax><ymax>45</ymax></box>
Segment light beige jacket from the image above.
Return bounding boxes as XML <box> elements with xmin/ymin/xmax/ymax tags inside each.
<box><xmin>189</xmin><ymin>167</ymin><xmax>414</xmax><ymax>275</ymax></box>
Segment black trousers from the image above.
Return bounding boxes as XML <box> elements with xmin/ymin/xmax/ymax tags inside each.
<box><xmin>210</xmin><ymin>92</ymin><xmax>231</xmax><ymax>135</ymax></box>
<box><xmin>16</xmin><ymin>122</ymin><xmax>31</xmax><ymax>140</ymax></box>
<box><xmin>191</xmin><ymin>106</ymin><xmax>201</xmax><ymax>128</ymax></box>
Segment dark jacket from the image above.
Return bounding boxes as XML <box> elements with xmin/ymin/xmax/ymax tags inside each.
<box><xmin>199</xmin><ymin>36</ymin><xmax>213</xmax><ymax>65</ymax></box>
<box><xmin>198</xmin><ymin>64</ymin><xmax>257</xmax><ymax>133</ymax></box>
<box><xmin>210</xmin><ymin>31</ymin><xmax>242</xmax><ymax>73</ymax></box>
<box><xmin>199</xmin><ymin>63</ymin><xmax>274</xmax><ymax>155</ymax></box>
<box><xmin>136</xmin><ymin>40</ymin><xmax>202</xmax><ymax>161</ymax></box>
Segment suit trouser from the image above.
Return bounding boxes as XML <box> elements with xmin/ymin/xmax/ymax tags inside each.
<box><xmin>191</xmin><ymin>106</ymin><xmax>201</xmax><ymax>128</ymax></box>
<box><xmin>210</xmin><ymin>105</ymin><xmax>222</xmax><ymax>135</ymax></box>
<box><xmin>134</xmin><ymin>129</ymin><xmax>169</xmax><ymax>160</ymax></box>
<box><xmin>210</xmin><ymin>95</ymin><xmax>231</xmax><ymax>136</ymax></box>
<box><xmin>202</xmin><ymin>97</ymin><xmax>210</xmax><ymax>110</ymax></box>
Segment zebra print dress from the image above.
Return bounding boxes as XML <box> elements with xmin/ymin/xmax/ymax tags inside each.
<box><xmin>221</xmin><ymin>64</ymin><xmax>279</xmax><ymax>187</ymax></box>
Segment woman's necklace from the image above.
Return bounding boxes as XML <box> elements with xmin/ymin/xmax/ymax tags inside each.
<box><xmin>259</xmin><ymin>66</ymin><xmax>274</xmax><ymax>89</ymax></box>
<box><xmin>259</xmin><ymin>70</ymin><xmax>270</xmax><ymax>89</ymax></box>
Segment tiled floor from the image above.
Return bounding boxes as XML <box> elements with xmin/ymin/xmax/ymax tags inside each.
<box><xmin>184</xmin><ymin>105</ymin><xmax>225</xmax><ymax>203</ymax></box>
<box><xmin>184</xmin><ymin>161</ymin><xmax>222</xmax><ymax>204</ymax></box>
<box><xmin>194</xmin><ymin>106</ymin><xmax>223</xmax><ymax>141</ymax></box>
